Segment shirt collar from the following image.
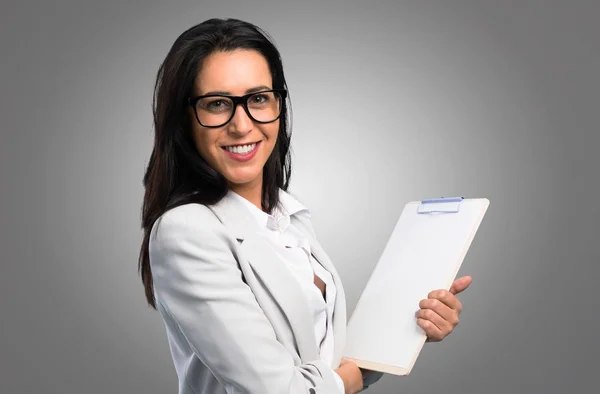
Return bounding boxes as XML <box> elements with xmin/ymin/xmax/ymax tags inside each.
<box><xmin>227</xmin><ymin>188</ymin><xmax>311</xmax><ymax>232</ymax></box>
<box><xmin>278</xmin><ymin>189</ymin><xmax>311</xmax><ymax>218</ymax></box>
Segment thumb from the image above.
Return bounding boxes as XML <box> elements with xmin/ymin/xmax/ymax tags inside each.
<box><xmin>450</xmin><ymin>275</ymin><xmax>472</xmax><ymax>295</ymax></box>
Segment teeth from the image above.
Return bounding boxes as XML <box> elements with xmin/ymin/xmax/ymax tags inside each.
<box><xmin>224</xmin><ymin>143</ymin><xmax>257</xmax><ymax>155</ymax></box>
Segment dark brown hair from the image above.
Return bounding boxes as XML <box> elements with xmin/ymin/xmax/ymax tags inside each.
<box><xmin>138</xmin><ymin>18</ymin><xmax>293</xmax><ymax>309</ymax></box>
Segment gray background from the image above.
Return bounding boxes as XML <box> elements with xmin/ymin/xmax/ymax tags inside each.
<box><xmin>1</xmin><ymin>0</ymin><xmax>598</xmax><ymax>393</ymax></box>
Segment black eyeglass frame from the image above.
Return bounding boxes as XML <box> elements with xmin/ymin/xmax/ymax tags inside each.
<box><xmin>187</xmin><ymin>89</ymin><xmax>288</xmax><ymax>128</ymax></box>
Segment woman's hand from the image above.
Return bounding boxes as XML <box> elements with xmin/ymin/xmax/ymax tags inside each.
<box><xmin>335</xmin><ymin>358</ymin><xmax>364</xmax><ymax>394</ymax></box>
<box><xmin>415</xmin><ymin>275</ymin><xmax>472</xmax><ymax>342</ymax></box>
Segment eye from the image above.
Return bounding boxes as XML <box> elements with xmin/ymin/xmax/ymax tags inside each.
<box><xmin>198</xmin><ymin>97</ymin><xmax>232</xmax><ymax>113</ymax></box>
<box><xmin>207</xmin><ymin>99</ymin><xmax>226</xmax><ymax>108</ymax></box>
<box><xmin>248</xmin><ymin>93</ymin><xmax>273</xmax><ymax>107</ymax></box>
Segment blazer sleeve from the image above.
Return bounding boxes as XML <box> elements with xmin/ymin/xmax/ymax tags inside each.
<box><xmin>149</xmin><ymin>204</ymin><xmax>342</xmax><ymax>394</ymax></box>
<box><xmin>360</xmin><ymin>370</ymin><xmax>384</xmax><ymax>391</ymax></box>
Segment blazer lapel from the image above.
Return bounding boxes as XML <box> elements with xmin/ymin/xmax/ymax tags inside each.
<box><xmin>208</xmin><ymin>192</ymin><xmax>319</xmax><ymax>362</ymax></box>
<box><xmin>290</xmin><ymin>214</ymin><xmax>347</xmax><ymax>368</ymax></box>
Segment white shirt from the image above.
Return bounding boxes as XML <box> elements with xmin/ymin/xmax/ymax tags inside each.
<box><xmin>230</xmin><ymin>190</ymin><xmax>345</xmax><ymax>393</ymax></box>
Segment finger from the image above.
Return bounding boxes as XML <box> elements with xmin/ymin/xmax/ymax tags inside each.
<box><xmin>426</xmin><ymin>289</ymin><xmax>463</xmax><ymax>313</ymax></box>
<box><xmin>416</xmin><ymin>318</ymin><xmax>444</xmax><ymax>342</ymax></box>
<box><xmin>450</xmin><ymin>275</ymin><xmax>472</xmax><ymax>295</ymax></box>
<box><xmin>415</xmin><ymin>308</ymin><xmax>453</xmax><ymax>337</ymax></box>
<box><xmin>419</xmin><ymin>298</ymin><xmax>460</xmax><ymax>325</ymax></box>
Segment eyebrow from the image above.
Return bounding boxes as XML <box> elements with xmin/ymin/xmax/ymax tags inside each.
<box><xmin>201</xmin><ymin>85</ymin><xmax>272</xmax><ymax>96</ymax></box>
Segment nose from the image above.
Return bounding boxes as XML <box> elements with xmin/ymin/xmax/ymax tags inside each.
<box><xmin>227</xmin><ymin>103</ymin><xmax>253</xmax><ymax>135</ymax></box>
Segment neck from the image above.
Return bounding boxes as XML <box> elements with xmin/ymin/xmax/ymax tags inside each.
<box><xmin>229</xmin><ymin>176</ymin><xmax>264</xmax><ymax>212</ymax></box>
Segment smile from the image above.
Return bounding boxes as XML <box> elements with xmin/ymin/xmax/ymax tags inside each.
<box><xmin>221</xmin><ymin>141</ymin><xmax>261</xmax><ymax>162</ymax></box>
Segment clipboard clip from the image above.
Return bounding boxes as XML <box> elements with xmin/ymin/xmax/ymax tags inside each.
<box><xmin>418</xmin><ymin>196</ymin><xmax>464</xmax><ymax>214</ymax></box>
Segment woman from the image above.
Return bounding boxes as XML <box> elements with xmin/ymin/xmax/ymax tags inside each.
<box><xmin>138</xmin><ymin>18</ymin><xmax>471</xmax><ymax>394</ymax></box>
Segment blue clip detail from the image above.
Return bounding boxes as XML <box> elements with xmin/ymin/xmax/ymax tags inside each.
<box><xmin>418</xmin><ymin>196</ymin><xmax>464</xmax><ymax>214</ymax></box>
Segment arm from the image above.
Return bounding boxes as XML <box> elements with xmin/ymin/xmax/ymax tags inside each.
<box><xmin>149</xmin><ymin>205</ymin><xmax>342</xmax><ymax>393</ymax></box>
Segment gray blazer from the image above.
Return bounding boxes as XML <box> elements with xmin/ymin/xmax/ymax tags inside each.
<box><xmin>149</xmin><ymin>190</ymin><xmax>383</xmax><ymax>393</ymax></box>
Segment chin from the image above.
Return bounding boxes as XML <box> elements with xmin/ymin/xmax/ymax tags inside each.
<box><xmin>224</xmin><ymin>169</ymin><xmax>262</xmax><ymax>186</ymax></box>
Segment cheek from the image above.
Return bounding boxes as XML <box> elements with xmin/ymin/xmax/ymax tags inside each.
<box><xmin>263</xmin><ymin>123</ymin><xmax>280</xmax><ymax>150</ymax></box>
<box><xmin>192</xmin><ymin>129</ymin><xmax>218</xmax><ymax>163</ymax></box>
<box><xmin>270</xmin><ymin>121</ymin><xmax>280</xmax><ymax>138</ymax></box>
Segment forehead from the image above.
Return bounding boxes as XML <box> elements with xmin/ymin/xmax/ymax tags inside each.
<box><xmin>195</xmin><ymin>49</ymin><xmax>272</xmax><ymax>95</ymax></box>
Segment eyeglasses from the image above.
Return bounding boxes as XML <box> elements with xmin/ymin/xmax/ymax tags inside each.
<box><xmin>187</xmin><ymin>89</ymin><xmax>287</xmax><ymax>128</ymax></box>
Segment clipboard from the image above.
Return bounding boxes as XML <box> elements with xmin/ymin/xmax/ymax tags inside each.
<box><xmin>342</xmin><ymin>196</ymin><xmax>490</xmax><ymax>376</ymax></box>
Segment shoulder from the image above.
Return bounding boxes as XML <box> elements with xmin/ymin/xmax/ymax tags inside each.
<box><xmin>150</xmin><ymin>203</ymin><xmax>226</xmax><ymax>244</ymax></box>
<box><xmin>148</xmin><ymin>203</ymin><xmax>241</xmax><ymax>277</ymax></box>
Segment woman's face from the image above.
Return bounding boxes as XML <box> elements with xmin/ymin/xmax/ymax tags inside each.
<box><xmin>190</xmin><ymin>49</ymin><xmax>280</xmax><ymax>190</ymax></box>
